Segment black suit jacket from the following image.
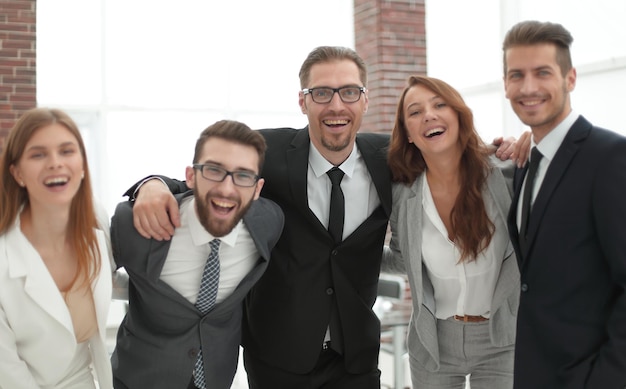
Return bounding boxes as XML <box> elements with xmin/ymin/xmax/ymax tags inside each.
<box><xmin>507</xmin><ymin>116</ymin><xmax>626</xmax><ymax>388</ymax></box>
<box><xmin>111</xmin><ymin>192</ymin><xmax>284</xmax><ymax>389</ymax></box>
<box><xmin>241</xmin><ymin>127</ymin><xmax>392</xmax><ymax>374</ymax></box>
<box><xmin>240</xmin><ymin>127</ymin><xmax>391</xmax><ymax>374</ymax></box>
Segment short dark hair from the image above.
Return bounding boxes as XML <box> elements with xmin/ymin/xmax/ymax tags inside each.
<box><xmin>298</xmin><ymin>46</ymin><xmax>368</xmax><ymax>88</ymax></box>
<box><xmin>193</xmin><ymin>120</ymin><xmax>266</xmax><ymax>172</ymax></box>
<box><xmin>502</xmin><ymin>20</ymin><xmax>573</xmax><ymax>76</ymax></box>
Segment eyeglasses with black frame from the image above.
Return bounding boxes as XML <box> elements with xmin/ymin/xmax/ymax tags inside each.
<box><xmin>302</xmin><ymin>86</ymin><xmax>366</xmax><ymax>104</ymax></box>
<box><xmin>193</xmin><ymin>163</ymin><xmax>260</xmax><ymax>187</ymax></box>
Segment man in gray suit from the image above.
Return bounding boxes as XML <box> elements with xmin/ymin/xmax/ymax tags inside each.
<box><xmin>110</xmin><ymin>120</ymin><xmax>284</xmax><ymax>389</ymax></box>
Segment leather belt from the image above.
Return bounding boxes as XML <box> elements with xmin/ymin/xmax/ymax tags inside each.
<box><xmin>453</xmin><ymin>314</ymin><xmax>489</xmax><ymax>322</ymax></box>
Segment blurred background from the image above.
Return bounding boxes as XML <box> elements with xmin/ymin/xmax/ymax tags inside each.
<box><xmin>2</xmin><ymin>1</ymin><xmax>624</xmax><ymax>388</ymax></box>
<box><xmin>30</xmin><ymin>0</ymin><xmax>626</xmax><ymax>215</ymax></box>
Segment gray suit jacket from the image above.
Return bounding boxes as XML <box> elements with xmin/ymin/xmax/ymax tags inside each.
<box><xmin>110</xmin><ymin>191</ymin><xmax>284</xmax><ymax>389</ymax></box>
<box><xmin>382</xmin><ymin>160</ymin><xmax>519</xmax><ymax>372</ymax></box>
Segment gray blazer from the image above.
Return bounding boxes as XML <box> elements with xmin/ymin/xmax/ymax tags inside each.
<box><xmin>110</xmin><ymin>192</ymin><xmax>284</xmax><ymax>389</ymax></box>
<box><xmin>382</xmin><ymin>160</ymin><xmax>519</xmax><ymax>372</ymax></box>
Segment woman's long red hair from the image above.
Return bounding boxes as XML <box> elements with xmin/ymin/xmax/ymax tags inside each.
<box><xmin>387</xmin><ymin>76</ymin><xmax>494</xmax><ymax>262</ymax></box>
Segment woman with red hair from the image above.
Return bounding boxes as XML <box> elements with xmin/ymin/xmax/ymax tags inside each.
<box><xmin>384</xmin><ymin>76</ymin><xmax>521</xmax><ymax>388</ymax></box>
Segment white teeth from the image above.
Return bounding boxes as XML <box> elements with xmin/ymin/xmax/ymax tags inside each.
<box><xmin>425</xmin><ymin>128</ymin><xmax>444</xmax><ymax>137</ymax></box>
<box><xmin>521</xmin><ymin>100</ymin><xmax>542</xmax><ymax>106</ymax></box>
<box><xmin>212</xmin><ymin>200</ymin><xmax>234</xmax><ymax>209</ymax></box>
<box><xmin>323</xmin><ymin>119</ymin><xmax>349</xmax><ymax>125</ymax></box>
<box><xmin>44</xmin><ymin>177</ymin><xmax>68</xmax><ymax>186</ymax></box>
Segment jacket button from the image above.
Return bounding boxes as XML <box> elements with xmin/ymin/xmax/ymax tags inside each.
<box><xmin>326</xmin><ymin>288</ymin><xmax>334</xmax><ymax>295</ymax></box>
<box><xmin>188</xmin><ymin>348</ymin><xmax>199</xmax><ymax>358</ymax></box>
<box><xmin>521</xmin><ymin>283</ymin><xmax>529</xmax><ymax>292</ymax></box>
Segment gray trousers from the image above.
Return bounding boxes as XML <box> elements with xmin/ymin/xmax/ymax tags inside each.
<box><xmin>410</xmin><ymin>317</ymin><xmax>514</xmax><ymax>389</ymax></box>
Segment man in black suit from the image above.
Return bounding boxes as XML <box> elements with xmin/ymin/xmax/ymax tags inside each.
<box><xmin>131</xmin><ymin>47</ymin><xmax>520</xmax><ymax>388</ymax></box>
<box><xmin>131</xmin><ymin>46</ymin><xmax>391</xmax><ymax>388</ymax></box>
<box><xmin>503</xmin><ymin>20</ymin><xmax>626</xmax><ymax>388</ymax></box>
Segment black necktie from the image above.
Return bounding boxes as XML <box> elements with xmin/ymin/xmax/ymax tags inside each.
<box><xmin>193</xmin><ymin>239</ymin><xmax>221</xmax><ymax>389</ymax></box>
<box><xmin>327</xmin><ymin>167</ymin><xmax>345</xmax><ymax>244</ymax></box>
<box><xmin>326</xmin><ymin>167</ymin><xmax>344</xmax><ymax>354</ymax></box>
<box><xmin>519</xmin><ymin>147</ymin><xmax>543</xmax><ymax>252</ymax></box>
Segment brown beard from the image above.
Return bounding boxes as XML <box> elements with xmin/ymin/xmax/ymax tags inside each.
<box><xmin>193</xmin><ymin>186</ymin><xmax>254</xmax><ymax>237</ymax></box>
<box><xmin>321</xmin><ymin>134</ymin><xmax>351</xmax><ymax>152</ymax></box>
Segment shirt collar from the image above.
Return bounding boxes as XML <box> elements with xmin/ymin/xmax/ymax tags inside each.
<box><xmin>184</xmin><ymin>197</ymin><xmax>241</xmax><ymax>248</ymax></box>
<box><xmin>308</xmin><ymin>141</ymin><xmax>359</xmax><ymax>178</ymax></box>
<box><xmin>533</xmin><ymin>110</ymin><xmax>579</xmax><ymax>162</ymax></box>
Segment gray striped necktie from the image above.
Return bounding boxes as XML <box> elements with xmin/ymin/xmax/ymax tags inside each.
<box><xmin>193</xmin><ymin>238</ymin><xmax>221</xmax><ymax>389</ymax></box>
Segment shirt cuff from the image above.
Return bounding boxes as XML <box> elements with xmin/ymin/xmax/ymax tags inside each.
<box><xmin>131</xmin><ymin>176</ymin><xmax>168</xmax><ymax>201</ymax></box>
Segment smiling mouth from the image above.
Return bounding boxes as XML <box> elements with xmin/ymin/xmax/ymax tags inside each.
<box><xmin>323</xmin><ymin>119</ymin><xmax>349</xmax><ymax>127</ymax></box>
<box><xmin>211</xmin><ymin>199</ymin><xmax>235</xmax><ymax>214</ymax></box>
<box><xmin>44</xmin><ymin>177</ymin><xmax>69</xmax><ymax>187</ymax></box>
<box><xmin>425</xmin><ymin>128</ymin><xmax>444</xmax><ymax>138</ymax></box>
<box><xmin>520</xmin><ymin>99</ymin><xmax>543</xmax><ymax>107</ymax></box>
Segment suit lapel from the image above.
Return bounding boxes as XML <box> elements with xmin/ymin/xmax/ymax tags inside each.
<box><xmin>405</xmin><ymin>178</ymin><xmax>427</xmax><ymax>306</ymax></box>
<box><xmin>145</xmin><ymin>239</ymin><xmax>172</xmax><ymax>282</ymax></box>
<box><xmin>286</xmin><ymin>128</ymin><xmax>313</xmax><ymax>215</ymax></box>
<box><xmin>286</xmin><ymin>130</ymin><xmax>392</xmax><ymax>240</ymax></box>
<box><xmin>6</xmin><ymin>225</ymin><xmax>74</xmax><ymax>334</ymax></box>
<box><xmin>93</xmin><ymin>231</ymin><xmax>112</xmax><ymax>341</ymax></box>
<box><xmin>242</xmin><ymin>199</ymin><xmax>273</xmax><ymax>261</ymax></box>
<box><xmin>143</xmin><ymin>192</ymin><xmax>204</xmax><ymax>312</ymax></box>
<box><xmin>508</xmin><ymin>164</ymin><xmax>527</xmax><ymax>265</ymax></box>
<box><xmin>522</xmin><ymin>117</ymin><xmax>591</xmax><ymax>263</ymax></box>
<box><xmin>485</xmin><ymin>168</ymin><xmax>518</xmax><ymax>310</ymax></box>
<box><xmin>356</xmin><ymin>135</ymin><xmax>392</xmax><ymax>215</ymax></box>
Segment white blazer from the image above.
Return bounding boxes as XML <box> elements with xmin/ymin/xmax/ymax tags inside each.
<box><xmin>0</xmin><ymin>215</ymin><xmax>113</xmax><ymax>389</ymax></box>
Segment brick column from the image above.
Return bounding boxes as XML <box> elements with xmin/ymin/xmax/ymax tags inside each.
<box><xmin>354</xmin><ymin>0</ymin><xmax>426</xmax><ymax>134</ymax></box>
<box><xmin>0</xmin><ymin>0</ymin><xmax>36</xmax><ymax>153</ymax></box>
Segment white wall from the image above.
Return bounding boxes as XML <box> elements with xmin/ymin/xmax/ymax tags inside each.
<box><xmin>37</xmin><ymin>0</ymin><xmax>355</xmax><ymax>214</ymax></box>
<box><xmin>426</xmin><ymin>0</ymin><xmax>626</xmax><ymax>142</ymax></box>
<box><xmin>38</xmin><ymin>0</ymin><xmax>626</xmax><ymax>214</ymax></box>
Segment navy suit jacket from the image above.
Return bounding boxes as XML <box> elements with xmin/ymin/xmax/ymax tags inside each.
<box><xmin>507</xmin><ymin>116</ymin><xmax>626</xmax><ymax>388</ymax></box>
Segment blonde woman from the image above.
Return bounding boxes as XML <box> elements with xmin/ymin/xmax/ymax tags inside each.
<box><xmin>0</xmin><ymin>108</ymin><xmax>114</xmax><ymax>388</ymax></box>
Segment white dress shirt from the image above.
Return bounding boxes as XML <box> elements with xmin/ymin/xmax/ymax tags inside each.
<box><xmin>160</xmin><ymin>197</ymin><xmax>259</xmax><ymax>304</ymax></box>
<box><xmin>307</xmin><ymin>142</ymin><xmax>381</xmax><ymax>343</ymax></box>
<box><xmin>307</xmin><ymin>143</ymin><xmax>380</xmax><ymax>238</ymax></box>
<box><xmin>516</xmin><ymin>110</ymin><xmax>579</xmax><ymax>230</ymax></box>
<box><xmin>421</xmin><ymin>174</ymin><xmax>508</xmax><ymax>319</ymax></box>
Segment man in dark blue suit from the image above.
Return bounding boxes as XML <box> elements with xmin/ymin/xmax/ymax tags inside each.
<box><xmin>503</xmin><ymin>20</ymin><xmax>626</xmax><ymax>388</ymax></box>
